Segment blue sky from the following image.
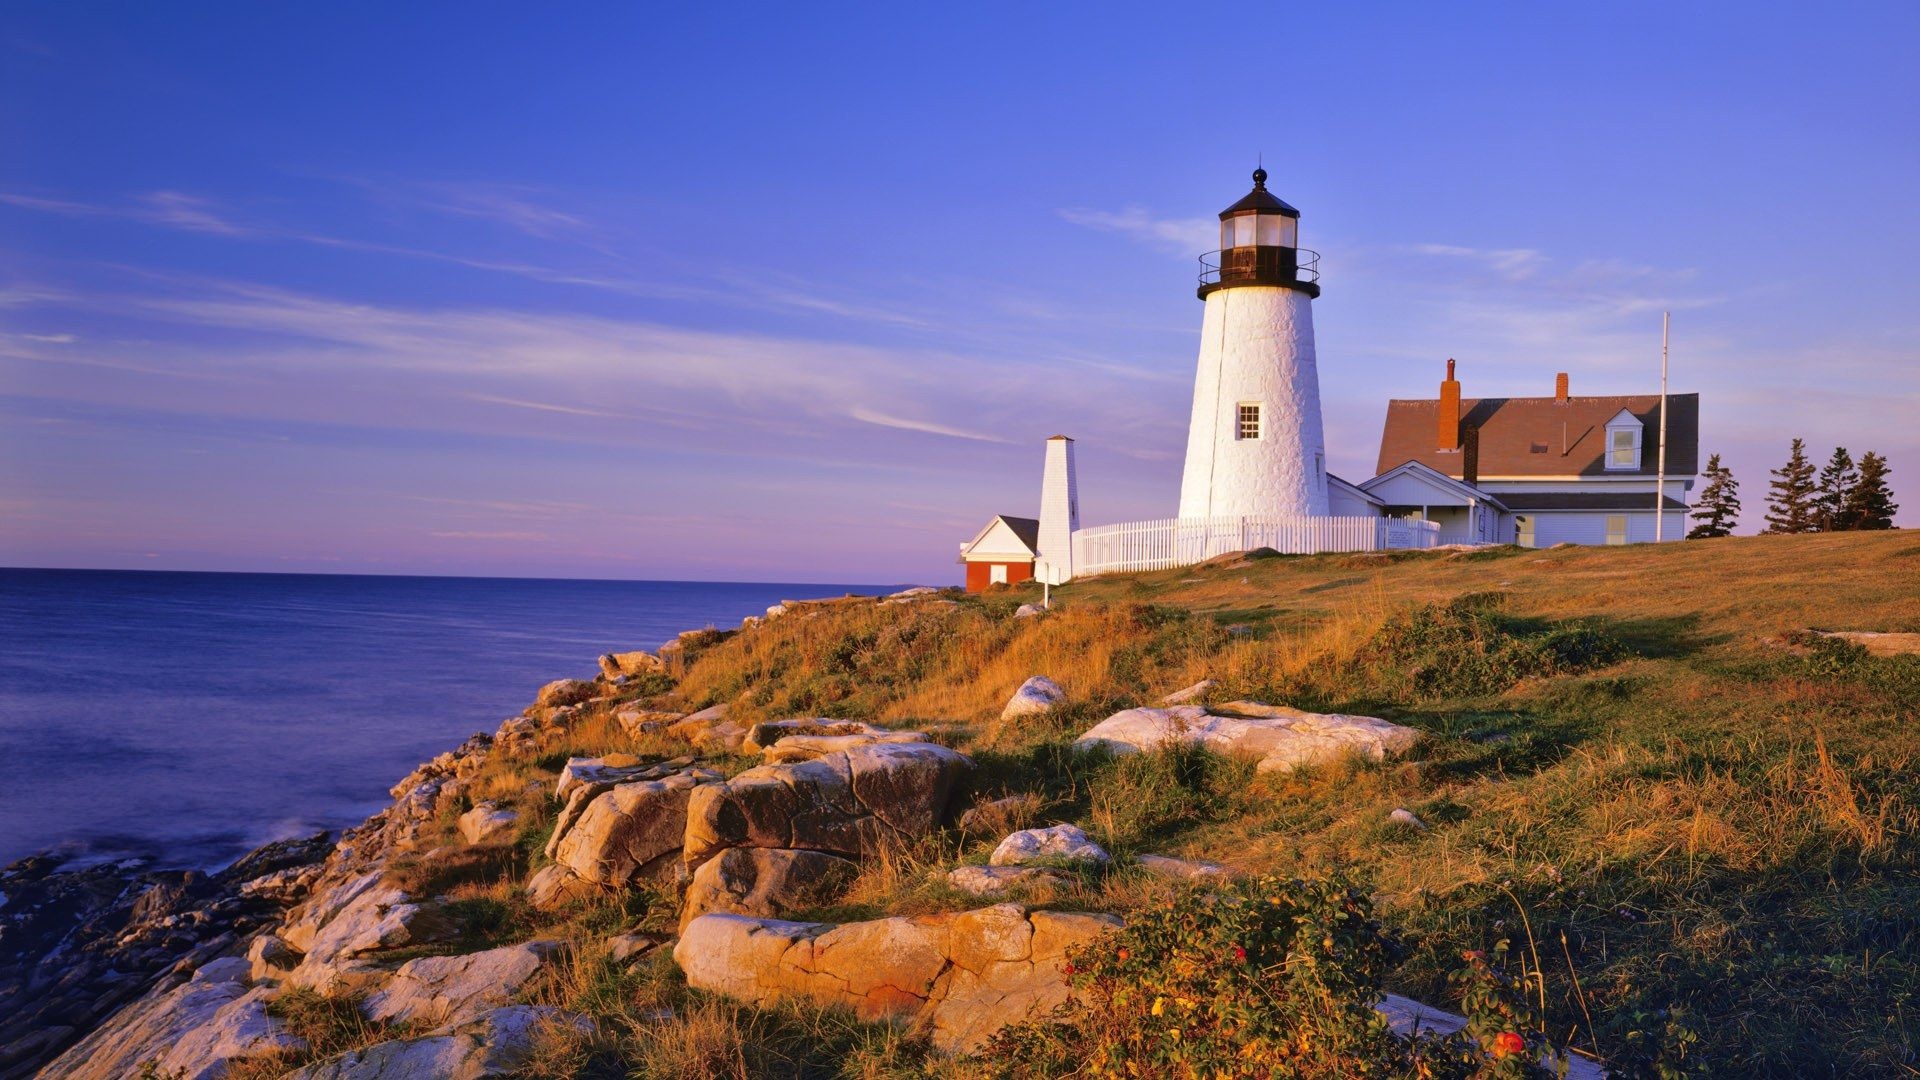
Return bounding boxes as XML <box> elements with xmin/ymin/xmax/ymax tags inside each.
<box><xmin>3</xmin><ymin>3</ymin><xmax>1916</xmax><ymax>583</ymax></box>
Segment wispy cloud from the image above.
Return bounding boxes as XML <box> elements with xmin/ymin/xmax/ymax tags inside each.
<box><xmin>403</xmin><ymin>182</ymin><xmax>586</xmax><ymax>238</ymax></box>
<box><xmin>847</xmin><ymin>406</ymin><xmax>1012</xmax><ymax>443</ymax></box>
<box><xmin>0</xmin><ymin>185</ymin><xmax>945</xmax><ymax>330</ymax></box>
<box><xmin>1403</xmin><ymin>243</ymin><xmax>1548</xmax><ymax>283</ymax></box>
<box><xmin>462</xmin><ymin>394</ymin><xmax>626</xmax><ymax>419</ymax></box>
<box><xmin>1057</xmin><ymin>206</ymin><xmax>1216</xmax><ymax>255</ymax></box>
<box><xmin>0</xmin><ymin>190</ymin><xmax>252</xmax><ymax>236</ymax></box>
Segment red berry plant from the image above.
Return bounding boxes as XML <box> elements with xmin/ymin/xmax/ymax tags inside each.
<box><xmin>984</xmin><ymin>873</ymin><xmax>1575</xmax><ymax>1079</ymax></box>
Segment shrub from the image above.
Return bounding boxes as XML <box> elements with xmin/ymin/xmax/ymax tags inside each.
<box><xmin>1366</xmin><ymin>595</ymin><xmax>1626</xmax><ymax>698</ymax></box>
<box><xmin>984</xmin><ymin>874</ymin><xmax>1573</xmax><ymax>1079</ymax></box>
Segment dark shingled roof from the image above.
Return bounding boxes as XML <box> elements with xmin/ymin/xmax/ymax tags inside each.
<box><xmin>1000</xmin><ymin>516</ymin><xmax>1040</xmax><ymax>551</ymax></box>
<box><xmin>1375</xmin><ymin>393</ymin><xmax>1699</xmax><ymax>479</ymax></box>
<box><xmin>1220</xmin><ymin>168</ymin><xmax>1300</xmax><ymax>219</ymax></box>
<box><xmin>1497</xmin><ymin>493</ymin><xmax>1691</xmax><ymax>512</ymax></box>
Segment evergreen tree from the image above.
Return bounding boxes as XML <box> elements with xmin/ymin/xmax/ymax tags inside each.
<box><xmin>1814</xmin><ymin>446</ymin><xmax>1858</xmax><ymax>530</ymax></box>
<box><xmin>1841</xmin><ymin>451</ymin><xmax>1900</xmax><ymax>530</ymax></box>
<box><xmin>1764</xmin><ymin>438</ymin><xmax>1818</xmax><ymax>534</ymax></box>
<box><xmin>1688</xmin><ymin>453</ymin><xmax>1741</xmax><ymax>538</ymax></box>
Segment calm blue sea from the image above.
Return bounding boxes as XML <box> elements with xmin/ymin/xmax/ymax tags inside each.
<box><xmin>0</xmin><ymin>569</ymin><xmax>897</xmax><ymax>870</ymax></box>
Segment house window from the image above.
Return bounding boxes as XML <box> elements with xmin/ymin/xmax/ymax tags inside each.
<box><xmin>1516</xmin><ymin>516</ymin><xmax>1534</xmax><ymax>548</ymax></box>
<box><xmin>989</xmin><ymin>564</ymin><xmax>1009</xmax><ymax>585</ymax></box>
<box><xmin>1237</xmin><ymin>402</ymin><xmax>1261</xmax><ymax>440</ymax></box>
<box><xmin>1604</xmin><ymin>515</ymin><xmax>1628</xmax><ymax>545</ymax></box>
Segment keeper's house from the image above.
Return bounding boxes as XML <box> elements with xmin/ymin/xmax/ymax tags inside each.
<box><xmin>1369</xmin><ymin>364</ymin><xmax>1699</xmax><ymax>547</ymax></box>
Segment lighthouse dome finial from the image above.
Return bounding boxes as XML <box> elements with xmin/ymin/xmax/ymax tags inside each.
<box><xmin>1252</xmin><ymin>166</ymin><xmax>1268</xmax><ymax>188</ymax></box>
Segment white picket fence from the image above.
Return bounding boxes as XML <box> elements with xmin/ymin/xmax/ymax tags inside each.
<box><xmin>1070</xmin><ymin>514</ymin><xmax>1441</xmax><ymax>578</ymax></box>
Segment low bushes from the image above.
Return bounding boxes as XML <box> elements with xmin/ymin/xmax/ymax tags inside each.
<box><xmin>987</xmin><ymin>873</ymin><xmax>1572</xmax><ymax>1080</ymax></box>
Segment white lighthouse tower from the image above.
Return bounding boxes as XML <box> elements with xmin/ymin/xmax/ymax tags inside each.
<box><xmin>1176</xmin><ymin>169</ymin><xmax>1330</xmax><ymax>519</ymax></box>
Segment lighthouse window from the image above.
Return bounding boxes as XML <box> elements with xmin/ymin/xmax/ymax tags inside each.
<box><xmin>1237</xmin><ymin>402</ymin><xmax>1262</xmax><ymax>440</ymax></box>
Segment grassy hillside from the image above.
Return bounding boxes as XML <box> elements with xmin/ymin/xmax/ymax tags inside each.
<box><xmin>258</xmin><ymin>532</ymin><xmax>1917</xmax><ymax>1078</ymax></box>
<box><xmin>660</xmin><ymin>531</ymin><xmax>1920</xmax><ymax>1076</ymax></box>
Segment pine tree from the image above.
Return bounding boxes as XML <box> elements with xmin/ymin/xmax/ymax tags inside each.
<box><xmin>1841</xmin><ymin>451</ymin><xmax>1900</xmax><ymax>530</ymax></box>
<box><xmin>1764</xmin><ymin>438</ymin><xmax>1818</xmax><ymax>534</ymax></box>
<box><xmin>1814</xmin><ymin>446</ymin><xmax>1857</xmax><ymax>531</ymax></box>
<box><xmin>1688</xmin><ymin>453</ymin><xmax>1741</xmax><ymax>538</ymax></box>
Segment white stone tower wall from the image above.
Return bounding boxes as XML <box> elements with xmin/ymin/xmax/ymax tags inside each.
<box><xmin>1035</xmin><ymin>436</ymin><xmax>1078</xmax><ymax>584</ymax></box>
<box><xmin>1176</xmin><ymin>286</ymin><xmax>1329</xmax><ymax>519</ymax></box>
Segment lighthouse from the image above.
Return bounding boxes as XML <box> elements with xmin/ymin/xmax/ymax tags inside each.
<box><xmin>1175</xmin><ymin>169</ymin><xmax>1330</xmax><ymax>519</ymax></box>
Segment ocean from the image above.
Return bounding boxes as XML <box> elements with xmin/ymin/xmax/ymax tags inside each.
<box><xmin>0</xmin><ymin>568</ymin><xmax>896</xmax><ymax>871</ymax></box>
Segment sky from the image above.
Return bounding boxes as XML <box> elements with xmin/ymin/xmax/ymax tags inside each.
<box><xmin>2</xmin><ymin>3</ymin><xmax>1916</xmax><ymax>583</ymax></box>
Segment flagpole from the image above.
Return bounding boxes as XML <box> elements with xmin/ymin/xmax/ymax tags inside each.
<box><xmin>1655</xmin><ymin>311</ymin><xmax>1670</xmax><ymax>542</ymax></box>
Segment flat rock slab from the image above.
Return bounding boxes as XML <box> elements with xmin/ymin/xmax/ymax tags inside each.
<box><xmin>1134</xmin><ymin>854</ymin><xmax>1229</xmax><ymax>881</ymax></box>
<box><xmin>287</xmin><ymin>1005</ymin><xmax>580</xmax><ymax>1080</ymax></box>
<box><xmin>947</xmin><ymin>865</ymin><xmax>1072</xmax><ymax>896</ymax></box>
<box><xmin>365</xmin><ymin>940</ymin><xmax>565</xmax><ymax>1028</ymax></box>
<box><xmin>990</xmin><ymin>824</ymin><xmax>1110</xmax><ymax>868</ymax></box>
<box><xmin>1161</xmin><ymin>679</ymin><xmax>1219</xmax><ymax>705</ymax></box>
<box><xmin>1815</xmin><ymin>630</ymin><xmax>1920</xmax><ymax>657</ymax></box>
<box><xmin>1074</xmin><ymin>701</ymin><xmax>1417</xmax><ymax>774</ymax></box>
<box><xmin>38</xmin><ymin>959</ymin><xmax>301</xmax><ymax>1080</ymax></box>
<box><xmin>675</xmin><ymin>904</ymin><xmax>1120</xmax><ymax>1052</ymax></box>
<box><xmin>1378</xmin><ymin>994</ymin><xmax>1606</xmax><ymax>1079</ymax></box>
<box><xmin>743</xmin><ymin>718</ymin><xmax>931</xmax><ymax>762</ymax></box>
<box><xmin>683</xmin><ymin>742</ymin><xmax>973</xmax><ymax>871</ymax></box>
<box><xmin>554</xmin><ymin>754</ymin><xmax>696</xmax><ymax>803</ymax></box>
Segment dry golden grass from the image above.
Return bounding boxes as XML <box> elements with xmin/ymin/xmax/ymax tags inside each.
<box><xmin>239</xmin><ymin>531</ymin><xmax>1919</xmax><ymax>1078</ymax></box>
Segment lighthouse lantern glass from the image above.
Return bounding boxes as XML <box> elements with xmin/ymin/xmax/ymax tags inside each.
<box><xmin>1223</xmin><ymin>213</ymin><xmax>1298</xmax><ymax>250</ymax></box>
<box><xmin>1257</xmin><ymin>215</ymin><xmax>1296</xmax><ymax>247</ymax></box>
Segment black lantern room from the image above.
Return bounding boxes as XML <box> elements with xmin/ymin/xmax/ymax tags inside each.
<box><xmin>1198</xmin><ymin>168</ymin><xmax>1320</xmax><ymax>299</ymax></box>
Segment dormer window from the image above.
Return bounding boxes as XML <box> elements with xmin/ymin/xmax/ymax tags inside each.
<box><xmin>1604</xmin><ymin>410</ymin><xmax>1644</xmax><ymax>470</ymax></box>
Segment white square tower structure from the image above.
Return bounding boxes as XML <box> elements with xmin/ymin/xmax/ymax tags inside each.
<box><xmin>1176</xmin><ymin>169</ymin><xmax>1330</xmax><ymax>519</ymax></box>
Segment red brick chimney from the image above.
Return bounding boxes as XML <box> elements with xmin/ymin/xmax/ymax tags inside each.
<box><xmin>1555</xmin><ymin>371</ymin><xmax>1569</xmax><ymax>404</ymax></box>
<box><xmin>1437</xmin><ymin>358</ymin><xmax>1462</xmax><ymax>451</ymax></box>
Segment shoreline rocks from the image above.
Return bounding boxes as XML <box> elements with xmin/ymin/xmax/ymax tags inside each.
<box><xmin>0</xmin><ymin>831</ymin><xmax>331</xmax><ymax>1077</ymax></box>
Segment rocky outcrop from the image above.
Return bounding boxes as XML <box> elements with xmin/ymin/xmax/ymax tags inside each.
<box><xmin>682</xmin><ymin>742</ymin><xmax>974</xmax><ymax>871</ymax></box>
<box><xmin>287</xmin><ymin>1004</ymin><xmax>582</xmax><ymax>1080</ymax></box>
<box><xmin>679</xmin><ymin>848</ymin><xmax>859</xmax><ymax>930</ymax></box>
<box><xmin>598</xmin><ymin>650</ymin><xmax>664</xmax><ymax>680</ymax></box>
<box><xmin>990</xmin><ymin>824</ymin><xmax>1110</xmax><ymax>868</ymax></box>
<box><xmin>675</xmin><ymin>904</ymin><xmax>1121</xmax><ymax>1052</ymax></box>
<box><xmin>282</xmin><ymin>872</ymin><xmax>454</xmax><ymax>993</ymax></box>
<box><xmin>37</xmin><ymin>958</ymin><xmax>301</xmax><ymax>1080</ymax></box>
<box><xmin>457</xmin><ymin>803</ymin><xmax>518</xmax><ymax>846</ymax></box>
<box><xmin>1074</xmin><ymin>701</ymin><xmax>1418</xmax><ymax>773</ymax></box>
<box><xmin>666</xmin><ymin>704</ymin><xmax>749</xmax><ymax>754</ymax></box>
<box><xmin>1000</xmin><ymin>676</ymin><xmax>1065</xmax><ymax>721</ymax></box>
<box><xmin>548</xmin><ymin>765</ymin><xmax>724</xmax><ymax>888</ymax></box>
<box><xmin>365</xmin><ymin>941</ymin><xmax>564</xmax><ymax>1028</ymax></box>
<box><xmin>614</xmin><ymin>707</ymin><xmax>680</xmax><ymax>740</ymax></box>
<box><xmin>534</xmin><ymin>678</ymin><xmax>597</xmax><ymax>709</ymax></box>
